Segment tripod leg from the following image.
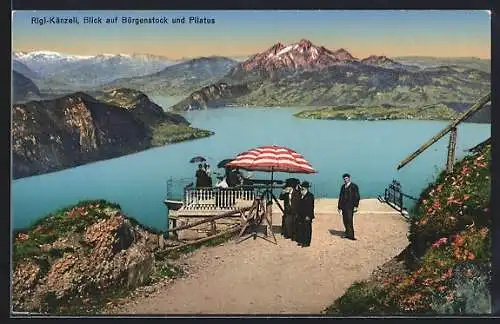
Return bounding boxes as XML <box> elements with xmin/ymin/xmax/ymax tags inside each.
<box><xmin>236</xmin><ymin>232</ymin><xmax>255</xmax><ymax>244</ymax></box>
<box><xmin>263</xmin><ymin>201</ymin><xmax>278</xmax><ymax>244</ymax></box>
<box><xmin>271</xmin><ymin>193</ymin><xmax>284</xmax><ymax>214</ymax></box>
<box><xmin>238</xmin><ymin>220</ymin><xmax>250</xmax><ymax>238</ymax></box>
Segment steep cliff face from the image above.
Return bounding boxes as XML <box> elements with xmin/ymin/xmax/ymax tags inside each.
<box><xmin>12</xmin><ymin>88</ymin><xmax>213</xmax><ymax>179</ymax></box>
<box><xmin>171</xmin><ymin>82</ymin><xmax>250</xmax><ymax>111</ymax></box>
<box><xmin>12</xmin><ymin>92</ymin><xmax>153</xmax><ymax>179</ymax></box>
<box><xmin>13</xmin><ymin>71</ymin><xmax>41</xmax><ymax>103</ymax></box>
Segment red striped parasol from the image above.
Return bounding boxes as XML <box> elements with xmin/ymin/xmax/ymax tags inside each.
<box><xmin>226</xmin><ymin>145</ymin><xmax>316</xmax><ymax>174</ymax></box>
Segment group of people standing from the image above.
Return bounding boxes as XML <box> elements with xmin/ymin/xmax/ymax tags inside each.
<box><xmin>195</xmin><ymin>163</ymin><xmax>246</xmax><ymax>189</ymax></box>
<box><xmin>279</xmin><ymin>179</ymin><xmax>315</xmax><ymax>247</ymax></box>
<box><xmin>195</xmin><ymin>162</ymin><xmax>361</xmax><ymax>243</ymax></box>
<box><xmin>279</xmin><ymin>173</ymin><xmax>361</xmax><ymax>246</ymax></box>
<box><xmin>195</xmin><ymin>163</ymin><xmax>212</xmax><ymax>188</ymax></box>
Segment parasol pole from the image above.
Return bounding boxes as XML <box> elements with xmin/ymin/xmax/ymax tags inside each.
<box><xmin>270</xmin><ymin>166</ymin><xmax>274</xmax><ymax>203</ymax></box>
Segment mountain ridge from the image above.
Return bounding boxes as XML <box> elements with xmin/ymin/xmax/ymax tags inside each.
<box><xmin>169</xmin><ymin>39</ymin><xmax>490</xmax><ymax>117</ymax></box>
<box><xmin>104</xmin><ymin>56</ymin><xmax>238</xmax><ymax>96</ymax></box>
<box><xmin>12</xmin><ymin>51</ymin><xmax>181</xmax><ymax>92</ymax></box>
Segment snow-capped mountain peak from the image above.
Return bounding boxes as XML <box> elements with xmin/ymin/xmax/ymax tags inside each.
<box><xmin>240</xmin><ymin>39</ymin><xmax>359</xmax><ymax>72</ymax></box>
<box><xmin>13</xmin><ymin>50</ymin><xmax>93</xmax><ymax>61</ymax></box>
<box><xmin>11</xmin><ymin>50</ymin><xmax>177</xmax><ymax>87</ymax></box>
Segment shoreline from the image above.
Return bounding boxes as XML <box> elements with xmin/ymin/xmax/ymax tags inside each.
<box><xmin>176</xmin><ymin>104</ymin><xmax>490</xmax><ymax>124</ymax></box>
<box><xmin>12</xmin><ymin>128</ymin><xmax>214</xmax><ymax>181</ymax></box>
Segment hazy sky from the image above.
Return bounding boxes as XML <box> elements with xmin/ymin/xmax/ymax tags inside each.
<box><xmin>12</xmin><ymin>10</ymin><xmax>491</xmax><ymax>59</ymax></box>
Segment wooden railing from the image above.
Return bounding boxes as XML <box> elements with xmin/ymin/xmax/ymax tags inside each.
<box><xmin>158</xmin><ymin>205</ymin><xmax>255</xmax><ymax>255</ymax></box>
<box><xmin>183</xmin><ymin>187</ymin><xmax>256</xmax><ymax>210</ymax></box>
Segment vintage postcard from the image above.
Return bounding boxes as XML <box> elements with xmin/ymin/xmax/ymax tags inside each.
<box><xmin>11</xmin><ymin>10</ymin><xmax>491</xmax><ymax>315</ymax></box>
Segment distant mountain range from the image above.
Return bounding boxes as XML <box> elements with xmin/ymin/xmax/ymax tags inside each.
<box><xmin>167</xmin><ymin>39</ymin><xmax>490</xmax><ymax>118</ymax></box>
<box><xmin>12</xmin><ymin>51</ymin><xmax>181</xmax><ymax>93</ymax></box>
<box><xmin>11</xmin><ymin>44</ymin><xmax>491</xmax><ymax>123</ymax></box>
<box><xmin>393</xmin><ymin>56</ymin><xmax>490</xmax><ymax>73</ymax></box>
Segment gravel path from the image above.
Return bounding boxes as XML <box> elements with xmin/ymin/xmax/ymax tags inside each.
<box><xmin>106</xmin><ymin>199</ymin><xmax>409</xmax><ymax>315</ymax></box>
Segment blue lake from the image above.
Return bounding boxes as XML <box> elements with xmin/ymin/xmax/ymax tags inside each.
<box><xmin>11</xmin><ymin>103</ymin><xmax>490</xmax><ymax>231</ymax></box>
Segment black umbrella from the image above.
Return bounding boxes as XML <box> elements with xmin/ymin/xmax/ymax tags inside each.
<box><xmin>189</xmin><ymin>156</ymin><xmax>206</xmax><ymax>163</ymax></box>
<box><xmin>217</xmin><ymin>158</ymin><xmax>235</xmax><ymax>169</ymax></box>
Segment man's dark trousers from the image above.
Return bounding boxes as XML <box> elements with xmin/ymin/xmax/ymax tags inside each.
<box><xmin>342</xmin><ymin>208</ymin><xmax>355</xmax><ymax>239</ymax></box>
<box><xmin>302</xmin><ymin>219</ymin><xmax>312</xmax><ymax>246</ymax></box>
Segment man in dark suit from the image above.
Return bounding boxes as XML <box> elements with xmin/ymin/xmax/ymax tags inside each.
<box><xmin>297</xmin><ymin>181</ymin><xmax>315</xmax><ymax>247</ymax></box>
<box><xmin>290</xmin><ymin>182</ymin><xmax>302</xmax><ymax>242</ymax></box>
<box><xmin>337</xmin><ymin>173</ymin><xmax>360</xmax><ymax>240</ymax></box>
<box><xmin>279</xmin><ymin>178</ymin><xmax>300</xmax><ymax>239</ymax></box>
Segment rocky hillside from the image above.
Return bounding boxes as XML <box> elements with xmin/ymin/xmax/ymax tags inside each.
<box><xmin>171</xmin><ymin>82</ymin><xmax>250</xmax><ymax>111</ymax></box>
<box><xmin>12</xmin><ymin>89</ymin><xmax>212</xmax><ymax>179</ymax></box>
<box><xmin>13</xmin><ymin>71</ymin><xmax>41</xmax><ymax>103</ymax></box>
<box><xmin>12</xmin><ymin>200</ymin><xmax>167</xmax><ymax>313</ymax></box>
<box><xmin>92</xmin><ymin>88</ymin><xmax>188</xmax><ymax>125</ymax></box>
<box><xmin>170</xmin><ymin>40</ymin><xmax>490</xmax><ymax>119</ymax></box>
<box><xmin>325</xmin><ymin>139</ymin><xmax>491</xmax><ymax>315</ymax></box>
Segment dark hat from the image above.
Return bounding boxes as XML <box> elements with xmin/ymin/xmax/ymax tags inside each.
<box><xmin>285</xmin><ymin>178</ymin><xmax>300</xmax><ymax>187</ymax></box>
<box><xmin>301</xmin><ymin>181</ymin><xmax>310</xmax><ymax>188</ymax></box>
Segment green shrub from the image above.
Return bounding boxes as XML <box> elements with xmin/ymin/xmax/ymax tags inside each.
<box><xmin>329</xmin><ymin>282</ymin><xmax>390</xmax><ymax>315</ymax></box>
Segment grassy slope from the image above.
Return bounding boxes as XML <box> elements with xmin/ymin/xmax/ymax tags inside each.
<box><xmin>94</xmin><ymin>89</ymin><xmax>214</xmax><ymax>146</ymax></box>
<box><xmin>150</xmin><ymin>123</ymin><xmax>213</xmax><ymax>146</ymax></box>
<box><xmin>325</xmin><ymin>140</ymin><xmax>491</xmax><ymax>315</ymax></box>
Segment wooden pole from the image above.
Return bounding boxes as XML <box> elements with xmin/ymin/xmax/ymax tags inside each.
<box><xmin>397</xmin><ymin>92</ymin><xmax>491</xmax><ymax>170</ymax></box>
<box><xmin>159</xmin><ymin>225</ymin><xmax>241</xmax><ymax>255</ymax></box>
<box><xmin>166</xmin><ymin>205</ymin><xmax>253</xmax><ymax>232</ymax></box>
<box><xmin>446</xmin><ymin>127</ymin><xmax>458</xmax><ymax>173</ymax></box>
